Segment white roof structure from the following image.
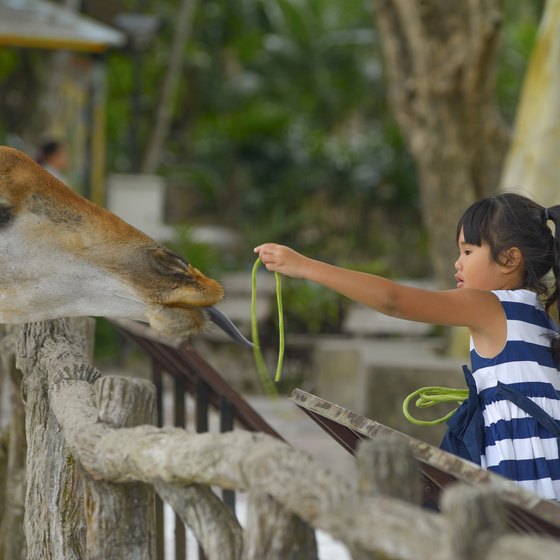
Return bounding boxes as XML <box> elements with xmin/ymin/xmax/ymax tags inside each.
<box><xmin>0</xmin><ymin>0</ymin><xmax>125</xmax><ymax>52</ymax></box>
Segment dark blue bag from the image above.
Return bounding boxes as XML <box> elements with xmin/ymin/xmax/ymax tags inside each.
<box><xmin>440</xmin><ymin>366</ymin><xmax>560</xmax><ymax>463</ymax></box>
<box><xmin>440</xmin><ymin>365</ymin><xmax>484</xmax><ymax>464</ymax></box>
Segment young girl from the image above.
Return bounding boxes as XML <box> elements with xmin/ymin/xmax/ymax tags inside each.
<box><xmin>255</xmin><ymin>193</ymin><xmax>560</xmax><ymax>501</ymax></box>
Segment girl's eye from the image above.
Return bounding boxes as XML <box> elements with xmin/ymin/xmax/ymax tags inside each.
<box><xmin>464</xmin><ymin>250</ymin><xmax>472</xmax><ymax>256</ymax></box>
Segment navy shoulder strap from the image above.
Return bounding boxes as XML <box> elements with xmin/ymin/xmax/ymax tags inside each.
<box><xmin>496</xmin><ymin>382</ymin><xmax>560</xmax><ymax>437</ymax></box>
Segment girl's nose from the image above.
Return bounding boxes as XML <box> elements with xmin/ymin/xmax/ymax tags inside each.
<box><xmin>454</xmin><ymin>256</ymin><xmax>461</xmax><ymax>271</ymax></box>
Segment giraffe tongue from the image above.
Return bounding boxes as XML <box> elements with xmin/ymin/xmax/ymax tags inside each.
<box><xmin>205</xmin><ymin>307</ymin><xmax>254</xmax><ymax>349</ymax></box>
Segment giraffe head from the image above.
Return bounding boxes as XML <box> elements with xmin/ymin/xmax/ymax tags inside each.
<box><xmin>0</xmin><ymin>146</ymin><xmax>250</xmax><ymax>345</ymax></box>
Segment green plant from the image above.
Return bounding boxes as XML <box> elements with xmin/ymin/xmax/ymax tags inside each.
<box><xmin>93</xmin><ymin>318</ymin><xmax>122</xmax><ymax>363</ymax></box>
<box><xmin>279</xmin><ymin>278</ymin><xmax>346</xmax><ymax>334</ymax></box>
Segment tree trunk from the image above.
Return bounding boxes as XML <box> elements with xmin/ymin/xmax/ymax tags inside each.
<box><xmin>499</xmin><ymin>0</ymin><xmax>560</xmax><ymax>205</ymax></box>
<box><xmin>372</xmin><ymin>0</ymin><xmax>509</xmax><ymax>287</ymax></box>
<box><xmin>141</xmin><ymin>0</ymin><xmax>199</xmax><ymax>173</ymax></box>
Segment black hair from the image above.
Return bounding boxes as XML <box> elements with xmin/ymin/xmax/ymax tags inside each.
<box><xmin>36</xmin><ymin>140</ymin><xmax>62</xmax><ymax>166</ymax></box>
<box><xmin>457</xmin><ymin>192</ymin><xmax>560</xmax><ymax>364</ymax></box>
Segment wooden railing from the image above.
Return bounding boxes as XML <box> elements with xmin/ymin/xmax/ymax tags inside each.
<box><xmin>108</xmin><ymin>317</ymin><xmax>285</xmax><ymax>558</ymax></box>
<box><xmin>290</xmin><ymin>388</ymin><xmax>560</xmax><ymax>538</ymax></box>
<box><xmin>2</xmin><ymin>318</ymin><xmax>560</xmax><ymax>559</ymax></box>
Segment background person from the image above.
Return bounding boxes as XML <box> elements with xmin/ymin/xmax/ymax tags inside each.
<box><xmin>35</xmin><ymin>140</ymin><xmax>69</xmax><ymax>183</ymax></box>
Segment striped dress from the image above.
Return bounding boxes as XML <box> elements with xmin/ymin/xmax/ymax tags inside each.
<box><xmin>471</xmin><ymin>289</ymin><xmax>560</xmax><ymax>500</ymax></box>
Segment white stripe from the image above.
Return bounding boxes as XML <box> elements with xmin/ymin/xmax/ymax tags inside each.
<box><xmin>484</xmin><ymin>436</ymin><xmax>560</xmax><ymax>467</ymax></box>
<box><xmin>473</xmin><ymin>362</ymin><xmax>560</xmax><ymax>393</ymax></box>
<box><xmin>516</xmin><ymin>478</ymin><xmax>560</xmax><ymax>501</ymax></box>
<box><xmin>493</xmin><ymin>289</ymin><xmax>542</xmax><ymax>306</ymax></box>
<box><xmin>506</xmin><ymin>319</ymin><xmax>556</xmax><ymax>344</ymax></box>
<box><xmin>483</xmin><ymin>397</ymin><xmax>560</xmax><ymax>425</ymax></box>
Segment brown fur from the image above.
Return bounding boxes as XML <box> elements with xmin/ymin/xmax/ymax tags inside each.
<box><xmin>0</xmin><ymin>146</ymin><xmax>224</xmax><ymax>335</ymax></box>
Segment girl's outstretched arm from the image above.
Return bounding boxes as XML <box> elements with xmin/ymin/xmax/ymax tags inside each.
<box><xmin>255</xmin><ymin>243</ymin><xmax>412</xmax><ymax>318</ymax></box>
<box><xmin>253</xmin><ymin>243</ymin><xmax>504</xmax><ymax>336</ymax></box>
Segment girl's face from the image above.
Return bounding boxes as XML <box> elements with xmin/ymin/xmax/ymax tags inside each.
<box><xmin>454</xmin><ymin>228</ymin><xmax>509</xmax><ymax>290</ymax></box>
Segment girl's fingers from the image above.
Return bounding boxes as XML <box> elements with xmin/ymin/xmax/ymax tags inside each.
<box><xmin>254</xmin><ymin>243</ymin><xmax>274</xmax><ymax>255</ymax></box>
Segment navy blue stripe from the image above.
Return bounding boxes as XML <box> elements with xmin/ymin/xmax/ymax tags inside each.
<box><xmin>498</xmin><ymin>341</ymin><xmax>556</xmax><ymax>366</ymax></box>
<box><xmin>471</xmin><ymin>340</ymin><xmax>555</xmax><ymax>370</ymax></box>
<box><xmin>484</xmin><ymin>417</ymin><xmax>560</xmax><ymax>446</ymax></box>
<box><xmin>479</xmin><ymin>382</ymin><xmax>560</xmax><ymax>406</ymax></box>
<box><xmin>488</xmin><ymin>457</ymin><xmax>560</xmax><ymax>482</ymax></box>
<box><xmin>501</xmin><ymin>301</ymin><xmax>556</xmax><ymax>330</ymax></box>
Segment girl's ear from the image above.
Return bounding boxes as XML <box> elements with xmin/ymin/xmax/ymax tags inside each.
<box><xmin>500</xmin><ymin>247</ymin><xmax>523</xmax><ymax>270</ymax></box>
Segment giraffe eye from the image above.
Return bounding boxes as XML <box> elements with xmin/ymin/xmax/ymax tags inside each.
<box><xmin>0</xmin><ymin>206</ymin><xmax>13</xmax><ymax>228</ymax></box>
<box><xmin>151</xmin><ymin>248</ymin><xmax>190</xmax><ymax>275</ymax></box>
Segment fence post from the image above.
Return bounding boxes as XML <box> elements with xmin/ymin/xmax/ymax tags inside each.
<box><xmin>18</xmin><ymin>318</ymin><xmax>95</xmax><ymax>560</ymax></box>
<box><xmin>16</xmin><ymin>318</ymin><xmax>99</xmax><ymax>560</ymax></box>
<box><xmin>356</xmin><ymin>437</ymin><xmax>422</xmax><ymax>504</ymax></box>
<box><xmin>0</xmin><ymin>328</ymin><xmax>26</xmax><ymax>560</ymax></box>
<box><xmin>441</xmin><ymin>483</ymin><xmax>508</xmax><ymax>560</ymax></box>
<box><xmin>0</xmin><ymin>325</ymin><xmax>27</xmax><ymax>560</ymax></box>
<box><xmin>0</xmin><ymin>427</ymin><xmax>8</xmax><ymax>559</ymax></box>
<box><xmin>243</xmin><ymin>491</ymin><xmax>318</xmax><ymax>560</ymax></box>
<box><xmin>86</xmin><ymin>375</ymin><xmax>157</xmax><ymax>560</ymax></box>
<box><xmin>154</xmin><ymin>481</ymin><xmax>244</xmax><ymax>560</ymax></box>
<box><xmin>349</xmin><ymin>437</ymin><xmax>422</xmax><ymax>560</ymax></box>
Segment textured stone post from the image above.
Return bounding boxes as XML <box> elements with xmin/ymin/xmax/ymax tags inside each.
<box><xmin>441</xmin><ymin>483</ymin><xmax>508</xmax><ymax>560</ymax></box>
<box><xmin>155</xmin><ymin>481</ymin><xmax>243</xmax><ymax>560</ymax></box>
<box><xmin>242</xmin><ymin>491</ymin><xmax>318</xmax><ymax>560</ymax></box>
<box><xmin>18</xmin><ymin>318</ymin><xmax>95</xmax><ymax>560</ymax></box>
<box><xmin>350</xmin><ymin>437</ymin><xmax>422</xmax><ymax>559</ymax></box>
<box><xmin>356</xmin><ymin>437</ymin><xmax>421</xmax><ymax>504</ymax></box>
<box><xmin>0</xmin><ymin>326</ymin><xmax>26</xmax><ymax>560</ymax></box>
<box><xmin>85</xmin><ymin>375</ymin><xmax>157</xmax><ymax>560</ymax></box>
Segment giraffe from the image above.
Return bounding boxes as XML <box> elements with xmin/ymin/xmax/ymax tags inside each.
<box><xmin>0</xmin><ymin>146</ymin><xmax>251</xmax><ymax>346</ymax></box>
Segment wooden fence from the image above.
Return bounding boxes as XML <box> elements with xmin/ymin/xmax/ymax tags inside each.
<box><xmin>1</xmin><ymin>317</ymin><xmax>560</xmax><ymax>559</ymax></box>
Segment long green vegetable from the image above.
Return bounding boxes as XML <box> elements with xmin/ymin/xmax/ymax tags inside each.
<box><xmin>402</xmin><ymin>386</ymin><xmax>468</xmax><ymax>426</ymax></box>
<box><xmin>251</xmin><ymin>257</ymin><xmax>285</xmax><ymax>394</ymax></box>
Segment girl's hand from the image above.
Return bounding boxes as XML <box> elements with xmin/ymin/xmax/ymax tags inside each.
<box><xmin>253</xmin><ymin>243</ymin><xmax>310</xmax><ymax>279</ymax></box>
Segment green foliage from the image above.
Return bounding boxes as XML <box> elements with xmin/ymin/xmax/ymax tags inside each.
<box><xmin>104</xmin><ymin>0</ymin><xmax>419</xmax><ymax>262</ymax></box>
<box><xmin>0</xmin><ymin>0</ymin><xmax>544</xmax><ymax>278</ymax></box>
<box><xmin>0</xmin><ymin>49</ymin><xmax>43</xmax><ymax>140</ymax></box>
<box><xmin>0</xmin><ymin>49</ymin><xmax>18</xmax><ymax>79</ymax></box>
<box><xmin>93</xmin><ymin>318</ymin><xmax>121</xmax><ymax>363</ymax></box>
<box><xmin>280</xmin><ymin>279</ymin><xmax>346</xmax><ymax>334</ymax></box>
